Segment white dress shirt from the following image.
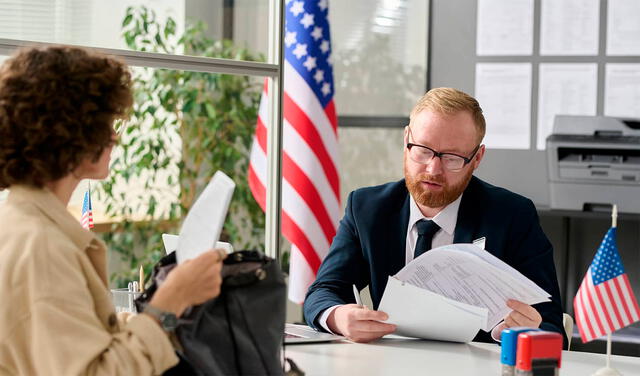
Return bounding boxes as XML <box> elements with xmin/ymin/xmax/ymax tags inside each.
<box><xmin>405</xmin><ymin>194</ymin><xmax>461</xmax><ymax>264</ymax></box>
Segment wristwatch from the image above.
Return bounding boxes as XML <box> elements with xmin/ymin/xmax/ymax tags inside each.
<box><xmin>143</xmin><ymin>304</ymin><xmax>178</xmax><ymax>332</ymax></box>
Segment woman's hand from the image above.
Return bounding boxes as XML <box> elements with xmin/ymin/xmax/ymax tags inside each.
<box><xmin>149</xmin><ymin>249</ymin><xmax>226</xmax><ymax>317</ymax></box>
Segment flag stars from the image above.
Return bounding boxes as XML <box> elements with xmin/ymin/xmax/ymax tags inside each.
<box><xmin>285</xmin><ymin>31</ymin><xmax>297</xmax><ymax>48</ymax></box>
<box><xmin>300</xmin><ymin>13</ymin><xmax>315</xmax><ymax>28</ymax></box>
<box><xmin>319</xmin><ymin>40</ymin><xmax>330</xmax><ymax>53</ymax></box>
<box><xmin>292</xmin><ymin>43</ymin><xmax>308</xmax><ymax>59</ymax></box>
<box><xmin>318</xmin><ymin>0</ymin><xmax>328</xmax><ymax>11</ymax></box>
<box><xmin>292</xmin><ymin>43</ymin><xmax>307</xmax><ymax>59</ymax></box>
<box><xmin>313</xmin><ymin>69</ymin><xmax>324</xmax><ymax>83</ymax></box>
<box><xmin>321</xmin><ymin>82</ymin><xmax>331</xmax><ymax>96</ymax></box>
<box><xmin>311</xmin><ymin>26</ymin><xmax>323</xmax><ymax>41</ymax></box>
<box><xmin>290</xmin><ymin>1</ymin><xmax>304</xmax><ymax>17</ymax></box>
<box><xmin>303</xmin><ymin>56</ymin><xmax>317</xmax><ymax>71</ymax></box>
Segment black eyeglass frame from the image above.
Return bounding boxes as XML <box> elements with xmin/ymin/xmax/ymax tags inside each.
<box><xmin>406</xmin><ymin>126</ymin><xmax>481</xmax><ymax>171</ymax></box>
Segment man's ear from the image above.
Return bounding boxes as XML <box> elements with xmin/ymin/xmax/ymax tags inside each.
<box><xmin>403</xmin><ymin>126</ymin><xmax>409</xmax><ymax>146</ymax></box>
<box><xmin>472</xmin><ymin>144</ymin><xmax>486</xmax><ymax>170</ymax></box>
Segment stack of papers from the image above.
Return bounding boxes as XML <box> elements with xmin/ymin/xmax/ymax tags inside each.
<box><xmin>378</xmin><ymin>244</ymin><xmax>550</xmax><ymax>343</ymax></box>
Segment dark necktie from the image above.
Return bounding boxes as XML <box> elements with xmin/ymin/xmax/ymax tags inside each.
<box><xmin>413</xmin><ymin>219</ymin><xmax>441</xmax><ymax>259</ymax></box>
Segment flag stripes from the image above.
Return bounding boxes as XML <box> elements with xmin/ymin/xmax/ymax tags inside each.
<box><xmin>249</xmin><ymin>0</ymin><xmax>339</xmax><ymax>303</ymax></box>
<box><xmin>253</xmin><ymin>115</ymin><xmax>339</xmax><ymax>244</ymax></box>
<box><xmin>575</xmin><ymin>255</ymin><xmax>640</xmax><ymax>342</ymax></box>
<box><xmin>248</xmin><ymin>146</ymin><xmax>328</xmax><ymax>273</ymax></box>
<box><xmin>80</xmin><ymin>189</ymin><xmax>94</xmax><ymax>230</ymax></box>
<box><xmin>254</xmin><ymin>91</ymin><xmax>341</xmax><ymax>228</ymax></box>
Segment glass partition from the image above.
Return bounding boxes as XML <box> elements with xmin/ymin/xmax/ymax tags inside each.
<box><xmin>84</xmin><ymin>66</ymin><xmax>266</xmax><ymax>286</ymax></box>
<box><xmin>331</xmin><ymin>0</ymin><xmax>428</xmax><ymax>117</ymax></box>
<box><xmin>0</xmin><ymin>0</ymin><xmax>269</xmax><ymax>62</ymax></box>
<box><xmin>0</xmin><ymin>0</ymin><xmax>282</xmax><ymax>283</ymax></box>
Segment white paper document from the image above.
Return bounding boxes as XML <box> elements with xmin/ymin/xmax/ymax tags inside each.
<box><xmin>378</xmin><ymin>277</ymin><xmax>488</xmax><ymax>343</ymax></box>
<box><xmin>540</xmin><ymin>0</ymin><xmax>599</xmax><ymax>56</ymax></box>
<box><xmin>606</xmin><ymin>0</ymin><xmax>640</xmax><ymax>55</ymax></box>
<box><xmin>604</xmin><ymin>64</ymin><xmax>640</xmax><ymax>118</ymax></box>
<box><xmin>476</xmin><ymin>0</ymin><xmax>533</xmax><ymax>56</ymax></box>
<box><xmin>537</xmin><ymin>63</ymin><xmax>598</xmax><ymax>150</ymax></box>
<box><xmin>379</xmin><ymin>244</ymin><xmax>551</xmax><ymax>342</ymax></box>
<box><xmin>176</xmin><ymin>171</ymin><xmax>235</xmax><ymax>264</ymax></box>
<box><xmin>474</xmin><ymin>63</ymin><xmax>531</xmax><ymax>149</ymax></box>
<box><xmin>162</xmin><ymin>233</ymin><xmax>233</xmax><ymax>255</ymax></box>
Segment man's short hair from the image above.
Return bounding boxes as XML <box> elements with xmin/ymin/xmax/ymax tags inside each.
<box><xmin>0</xmin><ymin>46</ymin><xmax>133</xmax><ymax>189</ymax></box>
<box><xmin>410</xmin><ymin>87</ymin><xmax>486</xmax><ymax>143</ymax></box>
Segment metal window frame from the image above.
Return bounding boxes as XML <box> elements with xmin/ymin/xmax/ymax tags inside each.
<box><xmin>0</xmin><ymin>0</ymin><xmax>285</xmax><ymax>261</ymax></box>
<box><xmin>0</xmin><ymin>38</ymin><xmax>279</xmax><ymax>77</ymax></box>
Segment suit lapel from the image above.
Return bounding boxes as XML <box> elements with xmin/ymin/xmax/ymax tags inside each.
<box><xmin>389</xmin><ymin>193</ymin><xmax>410</xmax><ymax>275</ymax></box>
<box><xmin>453</xmin><ymin>176</ymin><xmax>479</xmax><ymax>244</ymax></box>
<box><xmin>369</xmin><ymin>183</ymin><xmax>411</xmax><ymax>306</ymax></box>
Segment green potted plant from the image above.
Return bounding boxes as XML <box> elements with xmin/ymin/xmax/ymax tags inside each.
<box><xmin>99</xmin><ymin>6</ymin><xmax>265</xmax><ymax>286</ymax></box>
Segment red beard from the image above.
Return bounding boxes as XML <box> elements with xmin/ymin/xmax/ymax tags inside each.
<box><xmin>404</xmin><ymin>162</ymin><xmax>473</xmax><ymax>209</ymax></box>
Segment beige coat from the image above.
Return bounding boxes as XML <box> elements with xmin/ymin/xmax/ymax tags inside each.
<box><xmin>0</xmin><ymin>186</ymin><xmax>178</xmax><ymax>375</ymax></box>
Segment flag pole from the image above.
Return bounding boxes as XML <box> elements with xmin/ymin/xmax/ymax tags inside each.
<box><xmin>611</xmin><ymin>204</ymin><xmax>617</xmax><ymax>229</ymax></box>
<box><xmin>592</xmin><ymin>204</ymin><xmax>621</xmax><ymax>376</ymax></box>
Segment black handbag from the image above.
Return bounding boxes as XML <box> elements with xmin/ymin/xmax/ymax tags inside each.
<box><xmin>136</xmin><ymin>250</ymin><xmax>287</xmax><ymax>375</ymax></box>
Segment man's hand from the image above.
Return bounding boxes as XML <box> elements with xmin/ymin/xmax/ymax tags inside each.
<box><xmin>326</xmin><ymin>304</ymin><xmax>396</xmax><ymax>343</ymax></box>
<box><xmin>494</xmin><ymin>299</ymin><xmax>543</xmax><ymax>334</ymax></box>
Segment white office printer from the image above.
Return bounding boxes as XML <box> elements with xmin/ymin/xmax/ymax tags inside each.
<box><xmin>546</xmin><ymin>115</ymin><xmax>640</xmax><ymax>213</ymax></box>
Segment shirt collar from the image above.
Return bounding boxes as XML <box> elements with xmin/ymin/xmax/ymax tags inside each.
<box><xmin>408</xmin><ymin>193</ymin><xmax>462</xmax><ymax>236</ymax></box>
<box><xmin>7</xmin><ymin>185</ymin><xmax>95</xmax><ymax>251</ymax></box>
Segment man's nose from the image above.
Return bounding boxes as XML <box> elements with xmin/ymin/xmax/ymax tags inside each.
<box><xmin>424</xmin><ymin>155</ymin><xmax>444</xmax><ymax>175</ymax></box>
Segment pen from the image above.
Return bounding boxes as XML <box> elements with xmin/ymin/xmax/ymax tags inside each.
<box><xmin>352</xmin><ymin>284</ymin><xmax>363</xmax><ymax>306</ymax></box>
<box><xmin>139</xmin><ymin>265</ymin><xmax>144</xmax><ymax>292</ymax></box>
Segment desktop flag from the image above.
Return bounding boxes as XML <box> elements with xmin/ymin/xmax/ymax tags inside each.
<box><xmin>81</xmin><ymin>189</ymin><xmax>94</xmax><ymax>230</ymax></box>
<box><xmin>248</xmin><ymin>0</ymin><xmax>340</xmax><ymax>303</ymax></box>
<box><xmin>574</xmin><ymin>227</ymin><xmax>640</xmax><ymax>343</ymax></box>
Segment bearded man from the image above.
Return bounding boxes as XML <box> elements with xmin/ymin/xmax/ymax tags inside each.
<box><xmin>303</xmin><ymin>87</ymin><xmax>566</xmax><ymax>347</ymax></box>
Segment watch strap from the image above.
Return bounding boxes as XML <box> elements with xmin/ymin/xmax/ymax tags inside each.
<box><xmin>143</xmin><ymin>304</ymin><xmax>178</xmax><ymax>332</ymax></box>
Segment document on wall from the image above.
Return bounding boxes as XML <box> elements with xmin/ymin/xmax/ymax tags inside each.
<box><xmin>379</xmin><ymin>244</ymin><xmax>551</xmax><ymax>342</ymax></box>
<box><xmin>604</xmin><ymin>64</ymin><xmax>640</xmax><ymax>118</ymax></box>
<box><xmin>476</xmin><ymin>0</ymin><xmax>533</xmax><ymax>56</ymax></box>
<box><xmin>474</xmin><ymin>63</ymin><xmax>531</xmax><ymax>149</ymax></box>
<box><xmin>537</xmin><ymin>63</ymin><xmax>598</xmax><ymax>150</ymax></box>
<box><xmin>540</xmin><ymin>0</ymin><xmax>599</xmax><ymax>56</ymax></box>
<box><xmin>176</xmin><ymin>171</ymin><xmax>235</xmax><ymax>264</ymax></box>
<box><xmin>606</xmin><ymin>0</ymin><xmax>640</xmax><ymax>55</ymax></box>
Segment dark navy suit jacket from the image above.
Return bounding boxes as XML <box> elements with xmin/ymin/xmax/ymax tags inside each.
<box><xmin>304</xmin><ymin>176</ymin><xmax>566</xmax><ymax>346</ymax></box>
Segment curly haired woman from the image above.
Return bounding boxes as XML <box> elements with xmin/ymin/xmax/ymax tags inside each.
<box><xmin>0</xmin><ymin>46</ymin><xmax>226</xmax><ymax>375</ymax></box>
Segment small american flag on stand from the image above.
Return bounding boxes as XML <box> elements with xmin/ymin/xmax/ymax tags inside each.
<box><xmin>574</xmin><ymin>226</ymin><xmax>640</xmax><ymax>343</ymax></box>
<box><xmin>81</xmin><ymin>188</ymin><xmax>94</xmax><ymax>230</ymax></box>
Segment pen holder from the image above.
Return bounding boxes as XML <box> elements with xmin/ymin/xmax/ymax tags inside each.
<box><xmin>111</xmin><ymin>288</ymin><xmax>142</xmax><ymax>313</ymax></box>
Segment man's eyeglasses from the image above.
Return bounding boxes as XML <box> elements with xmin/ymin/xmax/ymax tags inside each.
<box><xmin>406</xmin><ymin>126</ymin><xmax>480</xmax><ymax>172</ymax></box>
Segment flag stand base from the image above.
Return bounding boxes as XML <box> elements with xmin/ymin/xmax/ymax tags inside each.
<box><xmin>592</xmin><ymin>367</ymin><xmax>622</xmax><ymax>376</ymax></box>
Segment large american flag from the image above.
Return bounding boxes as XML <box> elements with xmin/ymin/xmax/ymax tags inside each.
<box><xmin>249</xmin><ymin>0</ymin><xmax>340</xmax><ymax>303</ymax></box>
<box><xmin>574</xmin><ymin>227</ymin><xmax>640</xmax><ymax>343</ymax></box>
<box><xmin>81</xmin><ymin>188</ymin><xmax>94</xmax><ymax>230</ymax></box>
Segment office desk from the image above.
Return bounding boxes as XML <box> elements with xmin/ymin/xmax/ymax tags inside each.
<box><xmin>285</xmin><ymin>338</ymin><xmax>640</xmax><ymax>375</ymax></box>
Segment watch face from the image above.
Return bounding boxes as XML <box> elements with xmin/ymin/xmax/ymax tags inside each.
<box><xmin>161</xmin><ymin>313</ymin><xmax>178</xmax><ymax>331</ymax></box>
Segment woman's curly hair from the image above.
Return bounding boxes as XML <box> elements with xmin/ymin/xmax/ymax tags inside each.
<box><xmin>0</xmin><ymin>46</ymin><xmax>133</xmax><ymax>189</ymax></box>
